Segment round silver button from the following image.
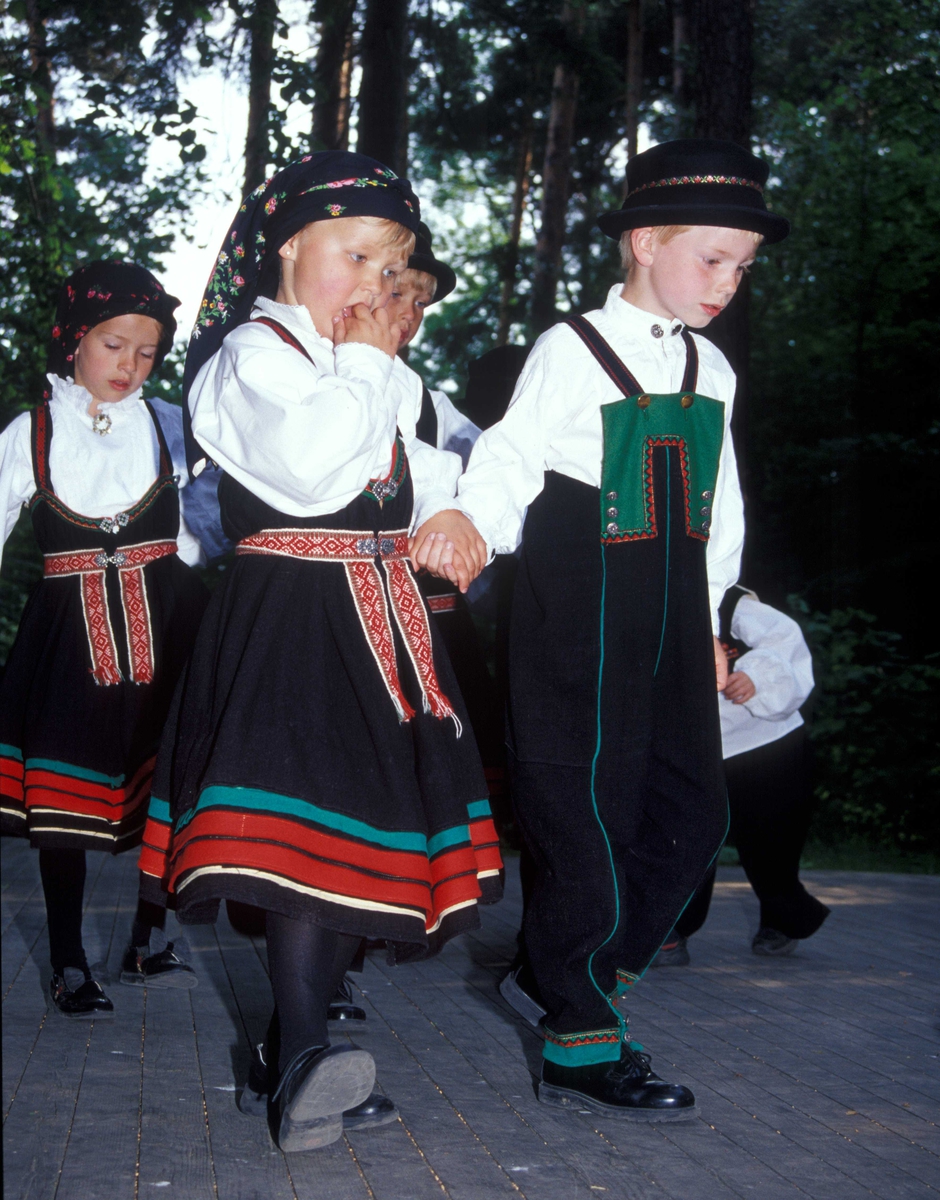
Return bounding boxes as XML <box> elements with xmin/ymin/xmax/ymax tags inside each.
<box><xmin>607</xmin><ymin>507</ymin><xmax>618</xmax><ymax>519</ymax></box>
<box><xmin>606</xmin><ymin>491</ymin><xmax>618</xmax><ymax>502</ymax></box>
<box><xmin>606</xmin><ymin>521</ymin><xmax>619</xmax><ymax>535</ymax></box>
<box><xmin>701</xmin><ymin>506</ymin><xmax>711</xmax><ymax>517</ymax></box>
<box><xmin>651</xmin><ymin>324</ymin><xmax>664</xmax><ymax>338</ymax></box>
<box><xmin>701</xmin><ymin>490</ymin><xmax>713</xmax><ymax>500</ymax></box>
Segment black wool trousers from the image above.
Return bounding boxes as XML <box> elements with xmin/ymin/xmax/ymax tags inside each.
<box><xmin>509</xmin><ymin>462</ymin><xmax>727</xmax><ymax>1051</ymax></box>
<box><xmin>676</xmin><ymin>725</ymin><xmax>830</xmax><ymax>940</ymax></box>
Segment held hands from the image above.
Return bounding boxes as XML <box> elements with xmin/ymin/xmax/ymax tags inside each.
<box><xmin>332</xmin><ymin>303</ymin><xmax>399</xmax><ymax>358</ymax></box>
<box><xmin>714</xmin><ymin>636</ymin><xmax>729</xmax><ymax>693</ymax></box>
<box><xmin>410</xmin><ymin>510</ymin><xmax>487</xmax><ymax>594</ymax></box>
<box><xmin>722</xmin><ymin>669</ymin><xmax>756</xmax><ymax>704</ymax></box>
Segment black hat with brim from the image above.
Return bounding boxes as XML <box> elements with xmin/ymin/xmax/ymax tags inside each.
<box><xmin>597</xmin><ymin>138</ymin><xmax>789</xmax><ymax>245</ymax></box>
<box><xmin>407</xmin><ymin>223</ymin><xmax>457</xmax><ymax>304</ymax></box>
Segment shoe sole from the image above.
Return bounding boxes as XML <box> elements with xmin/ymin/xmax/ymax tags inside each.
<box><xmin>538</xmin><ymin>1081</ymin><xmax>698</xmax><ymax>1123</ymax></box>
<box><xmin>327</xmin><ymin>1017</ymin><xmax>368</xmax><ymax>1030</ymax></box>
<box><xmin>499</xmin><ymin>972</ymin><xmax>546</xmax><ymax>1028</ymax></box>
<box><xmin>279</xmin><ymin>1049</ymin><xmax>375</xmax><ymax>1152</ymax></box>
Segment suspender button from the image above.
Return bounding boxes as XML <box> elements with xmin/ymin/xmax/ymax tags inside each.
<box><xmin>681</xmin><ymin>394</ymin><xmax>695</xmax><ymax>408</ymax></box>
<box><xmin>637</xmin><ymin>394</ymin><xmax>651</xmax><ymax>409</ymax></box>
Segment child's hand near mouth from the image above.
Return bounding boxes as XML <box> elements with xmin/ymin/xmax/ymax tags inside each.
<box><xmin>332</xmin><ymin>302</ymin><xmax>399</xmax><ymax>358</ymax></box>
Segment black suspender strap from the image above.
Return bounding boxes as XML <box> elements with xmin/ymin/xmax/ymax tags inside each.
<box><xmin>415</xmin><ymin>384</ymin><xmax>438</xmax><ymax>448</ymax></box>
<box><xmin>251</xmin><ymin>315</ymin><xmax>315</xmax><ymax>363</ymax></box>
<box><xmin>31</xmin><ymin>402</ymin><xmax>52</xmax><ymax>492</ymax></box>
<box><xmin>565</xmin><ymin>314</ymin><xmax>700</xmax><ymax>397</ymax></box>
<box><xmin>680</xmin><ymin>330</ymin><xmax>699</xmax><ymax>393</ymax></box>
<box><xmin>143</xmin><ymin>400</ymin><xmax>175</xmax><ymax>478</ymax></box>
<box><xmin>565</xmin><ymin>315</ymin><xmax>644</xmax><ymax>396</ymax></box>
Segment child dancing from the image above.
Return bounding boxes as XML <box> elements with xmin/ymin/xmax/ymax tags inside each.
<box><xmin>0</xmin><ymin>263</ymin><xmax>210</xmax><ymax>1016</ymax></box>
<box><xmin>138</xmin><ymin>152</ymin><xmax>502</xmax><ymax>1152</ymax></box>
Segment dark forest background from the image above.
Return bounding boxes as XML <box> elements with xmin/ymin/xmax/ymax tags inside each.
<box><xmin>2</xmin><ymin>0</ymin><xmax>938</xmax><ymax>861</ymax></box>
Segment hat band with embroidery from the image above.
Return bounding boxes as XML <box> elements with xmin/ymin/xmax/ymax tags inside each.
<box><xmin>629</xmin><ymin>174</ymin><xmax>765</xmax><ymax>198</ymax></box>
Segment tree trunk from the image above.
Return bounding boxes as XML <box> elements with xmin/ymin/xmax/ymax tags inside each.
<box><xmin>312</xmin><ymin>0</ymin><xmax>356</xmax><ymax>152</ymax></box>
<box><xmin>687</xmin><ymin>0</ymin><xmax>754</xmax><ymax>553</ymax></box>
<box><xmin>25</xmin><ymin>0</ymin><xmax>55</xmax><ymax>161</ymax></box>
<box><xmin>531</xmin><ymin>2</ymin><xmax>582</xmax><ymax>334</ymax></box>
<box><xmin>356</xmin><ymin>0</ymin><xmax>409</xmax><ymax>174</ymax></box>
<box><xmin>623</xmin><ymin>0</ymin><xmax>643</xmax><ymax>188</ymax></box>
<box><xmin>243</xmin><ymin>0</ymin><xmax>278</xmax><ymax>197</ymax></box>
<box><xmin>672</xmin><ymin>0</ymin><xmax>688</xmax><ymax>131</ymax></box>
<box><xmin>690</xmin><ymin>0</ymin><xmax>752</xmax><ymax>146</ymax></box>
<box><xmin>496</xmin><ymin>110</ymin><xmax>533</xmax><ymax>347</ymax></box>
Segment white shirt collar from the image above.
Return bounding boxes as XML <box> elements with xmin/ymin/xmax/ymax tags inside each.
<box><xmin>252</xmin><ymin>296</ymin><xmax>333</xmax><ymax>347</ymax></box>
<box><xmin>46</xmin><ymin>373</ymin><xmax>144</xmax><ymax>423</ymax></box>
<box><xmin>602</xmin><ymin>284</ymin><xmax>685</xmax><ymax>343</ymax></box>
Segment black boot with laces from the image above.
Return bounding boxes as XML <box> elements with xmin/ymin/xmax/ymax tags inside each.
<box><xmin>539</xmin><ymin>1040</ymin><xmax>697</xmax><ymax>1122</ymax></box>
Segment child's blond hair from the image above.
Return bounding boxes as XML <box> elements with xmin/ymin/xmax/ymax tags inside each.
<box><xmin>357</xmin><ymin>216</ymin><xmax>416</xmax><ymax>257</ymax></box>
<box><xmin>394</xmin><ymin>267</ymin><xmax>438</xmax><ymax>300</ymax></box>
<box><xmin>619</xmin><ymin>225</ymin><xmax>762</xmax><ymax>272</ymax></box>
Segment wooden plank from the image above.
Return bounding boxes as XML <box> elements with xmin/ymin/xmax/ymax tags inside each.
<box><xmin>189</xmin><ymin>915</ymin><xmax>298</xmax><ymax>1200</ymax></box>
<box><xmin>136</xmin><ymin>986</ymin><xmax>218</xmax><ymax>1196</ymax></box>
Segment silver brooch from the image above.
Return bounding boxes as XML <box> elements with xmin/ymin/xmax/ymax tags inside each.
<box><xmin>92</xmin><ymin>413</ymin><xmax>112</xmax><ymax>436</ymax></box>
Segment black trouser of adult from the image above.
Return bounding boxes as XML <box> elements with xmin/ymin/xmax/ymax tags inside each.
<box><xmin>265</xmin><ymin>912</ymin><xmax>361</xmax><ymax>1073</ymax></box>
<box><xmin>39</xmin><ymin>848</ymin><xmax>166</xmax><ymax>975</ymax></box>
<box><xmin>676</xmin><ymin>726</ymin><xmax>829</xmax><ymax>941</ymax></box>
<box><xmin>507</xmin><ymin>462</ymin><xmax>727</xmax><ymax>1042</ymax></box>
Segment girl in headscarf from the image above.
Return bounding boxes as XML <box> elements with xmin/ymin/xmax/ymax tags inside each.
<box><xmin>0</xmin><ymin>262</ymin><xmax>213</xmax><ymax>1018</ymax></box>
<box><xmin>136</xmin><ymin>152</ymin><xmax>501</xmax><ymax>1153</ymax></box>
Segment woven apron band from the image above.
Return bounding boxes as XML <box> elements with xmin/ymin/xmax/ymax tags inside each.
<box><xmin>237</xmin><ymin>528</ymin><xmax>459</xmax><ymax>730</ymax></box>
<box><xmin>44</xmin><ymin>539</ymin><xmax>178</xmax><ymax>685</ymax></box>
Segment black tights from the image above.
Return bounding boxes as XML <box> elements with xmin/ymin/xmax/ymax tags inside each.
<box><xmin>39</xmin><ymin>847</ymin><xmax>87</xmax><ymax>975</ymax></box>
<box><xmin>38</xmin><ymin>848</ymin><xmax>167</xmax><ymax>976</ymax></box>
<box><xmin>265</xmin><ymin>912</ymin><xmax>360</xmax><ymax>1073</ymax></box>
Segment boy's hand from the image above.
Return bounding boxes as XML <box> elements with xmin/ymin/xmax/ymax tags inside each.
<box><xmin>723</xmin><ymin>670</ymin><xmax>756</xmax><ymax>704</ymax></box>
<box><xmin>410</xmin><ymin>511</ymin><xmax>487</xmax><ymax>593</ymax></box>
<box><xmin>333</xmin><ymin>303</ymin><xmax>398</xmax><ymax>358</ymax></box>
<box><xmin>714</xmin><ymin>636</ymin><xmax>729</xmax><ymax>692</ymax></box>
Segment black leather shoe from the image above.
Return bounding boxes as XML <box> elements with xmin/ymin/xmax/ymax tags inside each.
<box><xmin>50</xmin><ymin>974</ymin><xmax>115</xmax><ymax>1020</ymax></box>
<box><xmin>120</xmin><ymin>942</ymin><xmax>198</xmax><ymax>989</ymax></box>
<box><xmin>651</xmin><ymin>931</ymin><xmax>691</xmax><ymax>967</ymax></box>
<box><xmin>239</xmin><ymin>1042</ymin><xmax>395</xmax><ymax>1130</ymax></box>
<box><xmin>539</xmin><ymin>1041</ymin><xmax>697</xmax><ymax>1122</ymax></box>
<box><xmin>499</xmin><ymin>966</ymin><xmax>547</xmax><ymax>1027</ymax></box>
<box><xmin>752</xmin><ymin>927</ymin><xmax>798</xmax><ymax>957</ymax></box>
<box><xmin>327</xmin><ymin>975</ymin><xmax>367</xmax><ymax>1028</ymax></box>
<box><xmin>273</xmin><ymin>1044</ymin><xmax>375</xmax><ymax>1152</ymax></box>
<box><xmin>343</xmin><ymin>1090</ymin><xmax>399</xmax><ymax>1130</ymax></box>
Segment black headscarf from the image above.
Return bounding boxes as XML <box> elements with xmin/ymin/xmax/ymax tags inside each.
<box><xmin>46</xmin><ymin>261</ymin><xmax>180</xmax><ymax>396</ymax></box>
<box><xmin>182</xmin><ymin>151</ymin><xmax>421</xmax><ymax>476</ymax></box>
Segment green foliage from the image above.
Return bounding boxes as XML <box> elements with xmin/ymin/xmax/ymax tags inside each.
<box><xmin>793</xmin><ymin>601</ymin><xmax>940</xmax><ymax>855</ymax></box>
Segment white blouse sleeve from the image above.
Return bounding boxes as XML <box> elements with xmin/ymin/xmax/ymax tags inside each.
<box><xmin>732</xmin><ymin>595</ymin><xmax>815</xmax><ymax>721</ymax></box>
<box><xmin>697</xmin><ymin>338</ymin><xmax>744</xmax><ymax>635</ymax></box>
<box><xmin>457</xmin><ymin>330</ymin><xmax>562</xmax><ymax>555</ymax></box>
<box><xmin>431</xmin><ymin>390</ymin><xmax>481</xmax><ymax>466</ymax></box>
<box><xmin>0</xmin><ymin>413</ymin><xmax>37</xmax><ymax>574</ymax></box>
<box><xmin>189</xmin><ymin>322</ymin><xmax>398</xmax><ymax>511</ymax></box>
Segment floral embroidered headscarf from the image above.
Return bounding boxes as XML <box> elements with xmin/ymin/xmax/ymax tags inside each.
<box><xmin>47</xmin><ymin>261</ymin><xmax>180</xmax><ymax>395</ymax></box>
<box><xmin>182</xmin><ymin>150</ymin><xmax>421</xmax><ymax>476</ymax></box>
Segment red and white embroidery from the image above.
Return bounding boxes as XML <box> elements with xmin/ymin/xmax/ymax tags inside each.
<box><xmin>238</xmin><ymin>528</ymin><xmax>459</xmax><ymax>729</ymax></box>
<box><xmin>44</xmin><ymin>539</ymin><xmax>177</xmax><ymax>685</ymax></box>
<box><xmin>426</xmin><ymin>593</ymin><xmax>457</xmax><ymax>613</ymax></box>
<box><xmin>385</xmin><ymin>560</ymin><xmax>459</xmax><ymax>730</ymax></box>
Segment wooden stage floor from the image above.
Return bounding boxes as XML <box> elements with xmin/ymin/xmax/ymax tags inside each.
<box><xmin>3</xmin><ymin>837</ymin><xmax>939</xmax><ymax>1200</ymax></box>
